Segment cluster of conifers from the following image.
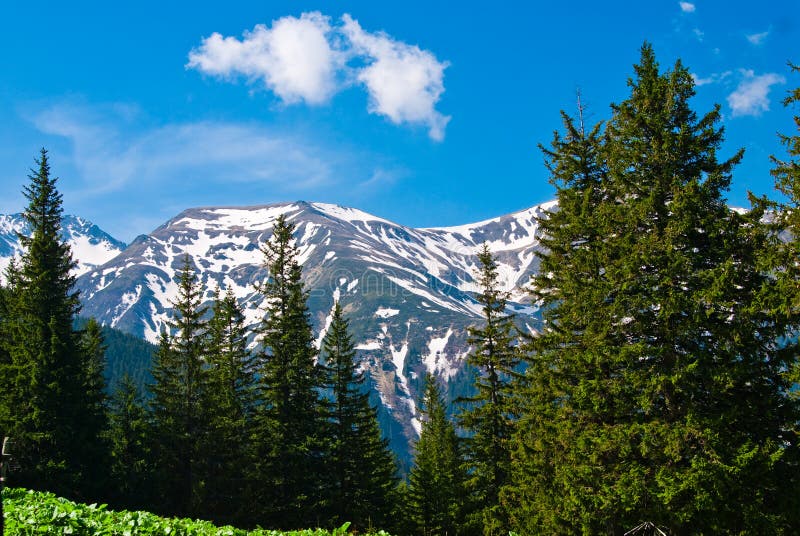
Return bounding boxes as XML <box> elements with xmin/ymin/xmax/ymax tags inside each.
<box><xmin>0</xmin><ymin>149</ymin><xmax>398</xmax><ymax>531</ymax></box>
<box><xmin>1</xmin><ymin>43</ymin><xmax>799</xmax><ymax>536</ymax></box>
<box><xmin>406</xmin><ymin>45</ymin><xmax>800</xmax><ymax>536</ymax></box>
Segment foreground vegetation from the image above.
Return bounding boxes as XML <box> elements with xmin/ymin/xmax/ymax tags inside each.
<box><xmin>2</xmin><ymin>488</ymin><xmax>390</xmax><ymax>536</ymax></box>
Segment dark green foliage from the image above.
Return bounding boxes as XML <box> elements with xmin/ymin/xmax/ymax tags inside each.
<box><xmin>253</xmin><ymin>214</ymin><xmax>328</xmax><ymax>528</ymax></box>
<box><xmin>0</xmin><ymin>278</ymin><xmax>11</xmax><ymax>370</ymax></box>
<box><xmin>148</xmin><ymin>256</ymin><xmax>209</xmax><ymax>518</ymax></box>
<box><xmin>76</xmin><ymin>318</ymin><xmax>111</xmax><ymax>496</ymax></box>
<box><xmin>107</xmin><ymin>373</ymin><xmax>151</xmax><ymax>511</ymax></box>
<box><xmin>766</xmin><ymin>62</ymin><xmax>800</xmax><ymax>514</ymax></box>
<box><xmin>321</xmin><ymin>302</ymin><xmax>398</xmax><ymax>531</ymax></box>
<box><xmin>506</xmin><ymin>94</ymin><xmax>610</xmax><ymax>534</ymax></box>
<box><xmin>769</xmin><ymin>63</ymin><xmax>800</xmax><ymax>320</ymax></box>
<box><xmin>771</xmin><ymin>63</ymin><xmax>800</xmax><ymax>220</ymax></box>
<box><xmin>205</xmin><ymin>287</ymin><xmax>258</xmax><ymax>526</ymax></box>
<box><xmin>458</xmin><ymin>243</ymin><xmax>521</xmax><ymax>535</ymax></box>
<box><xmin>407</xmin><ymin>375</ymin><xmax>466</xmax><ymax>536</ymax></box>
<box><xmin>510</xmin><ymin>45</ymin><xmax>800</xmax><ymax>533</ymax></box>
<box><xmin>84</xmin><ymin>318</ymin><xmax>156</xmax><ymax>391</ymax></box>
<box><xmin>0</xmin><ymin>149</ymin><xmax>108</xmax><ymax>500</ymax></box>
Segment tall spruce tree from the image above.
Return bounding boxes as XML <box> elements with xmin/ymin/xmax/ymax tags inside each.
<box><xmin>321</xmin><ymin>302</ymin><xmax>397</xmax><ymax>531</ymax></box>
<box><xmin>506</xmin><ymin>95</ymin><xmax>610</xmax><ymax>533</ymax></box>
<box><xmin>253</xmin><ymin>214</ymin><xmax>327</xmax><ymax>528</ymax></box>
<box><xmin>764</xmin><ymin>63</ymin><xmax>800</xmax><ymax>519</ymax></box>
<box><xmin>148</xmin><ymin>256</ymin><xmax>209</xmax><ymax>518</ymax></box>
<box><xmin>458</xmin><ymin>243</ymin><xmax>521</xmax><ymax>536</ymax></box>
<box><xmin>0</xmin><ymin>149</ymin><xmax>107</xmax><ymax>499</ymax></box>
<box><xmin>204</xmin><ymin>287</ymin><xmax>258</xmax><ymax>526</ymax></box>
<box><xmin>510</xmin><ymin>44</ymin><xmax>800</xmax><ymax>533</ymax></box>
<box><xmin>107</xmin><ymin>373</ymin><xmax>151</xmax><ymax>511</ymax></box>
<box><xmin>77</xmin><ymin>318</ymin><xmax>111</xmax><ymax>497</ymax></box>
<box><xmin>770</xmin><ymin>63</ymin><xmax>800</xmax><ymax>316</ymax></box>
<box><xmin>407</xmin><ymin>375</ymin><xmax>466</xmax><ymax>536</ymax></box>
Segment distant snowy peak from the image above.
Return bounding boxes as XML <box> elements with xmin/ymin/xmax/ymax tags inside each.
<box><xmin>421</xmin><ymin>200</ymin><xmax>557</xmax><ymax>253</ymax></box>
<box><xmin>0</xmin><ymin>214</ymin><xmax>126</xmax><ymax>279</ymax></box>
<box><xmin>167</xmin><ymin>203</ymin><xmax>300</xmax><ymax>232</ymax></box>
<box><xmin>310</xmin><ymin>202</ymin><xmax>396</xmax><ymax>226</ymax></box>
<box><xmin>75</xmin><ymin>199</ymin><xmax>556</xmax><ymax>342</ymax></box>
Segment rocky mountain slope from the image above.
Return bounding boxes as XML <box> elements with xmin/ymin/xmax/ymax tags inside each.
<box><xmin>1</xmin><ymin>201</ymin><xmax>553</xmax><ymax>466</ymax></box>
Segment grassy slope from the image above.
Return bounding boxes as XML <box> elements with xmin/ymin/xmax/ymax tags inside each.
<box><xmin>2</xmin><ymin>488</ymin><xmax>391</xmax><ymax>536</ymax></box>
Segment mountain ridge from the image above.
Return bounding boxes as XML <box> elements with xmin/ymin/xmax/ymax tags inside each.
<box><xmin>0</xmin><ymin>200</ymin><xmax>551</xmax><ymax>466</ymax></box>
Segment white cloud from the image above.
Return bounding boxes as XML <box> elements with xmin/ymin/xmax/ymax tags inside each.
<box><xmin>693</xmin><ymin>28</ymin><xmax>704</xmax><ymax>41</ymax></box>
<box><xmin>746</xmin><ymin>30</ymin><xmax>769</xmax><ymax>45</ymax></box>
<box><xmin>692</xmin><ymin>74</ymin><xmax>713</xmax><ymax>86</ymax></box>
<box><xmin>341</xmin><ymin>14</ymin><xmax>450</xmax><ymax>141</ymax></box>
<box><xmin>187</xmin><ymin>12</ymin><xmax>342</xmax><ymax>105</ymax></box>
<box><xmin>727</xmin><ymin>70</ymin><xmax>785</xmax><ymax>117</ymax></box>
<box><xmin>691</xmin><ymin>70</ymin><xmax>731</xmax><ymax>86</ymax></box>
<box><xmin>679</xmin><ymin>2</ymin><xmax>696</xmax><ymax>13</ymax></box>
<box><xmin>187</xmin><ymin>12</ymin><xmax>451</xmax><ymax>141</ymax></box>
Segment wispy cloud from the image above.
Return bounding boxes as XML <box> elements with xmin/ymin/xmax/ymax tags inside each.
<box><xmin>746</xmin><ymin>30</ymin><xmax>770</xmax><ymax>45</ymax></box>
<box><xmin>341</xmin><ymin>14</ymin><xmax>450</xmax><ymax>141</ymax></box>
<box><xmin>727</xmin><ymin>70</ymin><xmax>785</xmax><ymax>117</ymax></box>
<box><xmin>26</xmin><ymin>101</ymin><xmax>339</xmax><ymax>195</ymax></box>
<box><xmin>355</xmin><ymin>167</ymin><xmax>405</xmax><ymax>194</ymax></box>
<box><xmin>679</xmin><ymin>2</ymin><xmax>696</xmax><ymax>13</ymax></box>
<box><xmin>692</xmin><ymin>28</ymin><xmax>704</xmax><ymax>41</ymax></box>
<box><xmin>186</xmin><ymin>12</ymin><xmax>451</xmax><ymax>141</ymax></box>
<box><xmin>691</xmin><ymin>70</ymin><xmax>732</xmax><ymax>86</ymax></box>
<box><xmin>187</xmin><ymin>12</ymin><xmax>342</xmax><ymax>105</ymax></box>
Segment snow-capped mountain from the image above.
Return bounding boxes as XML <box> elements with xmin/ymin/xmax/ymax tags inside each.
<box><xmin>0</xmin><ymin>214</ymin><xmax>127</xmax><ymax>279</ymax></box>
<box><xmin>74</xmin><ymin>201</ymin><xmax>553</xmax><ymax>465</ymax></box>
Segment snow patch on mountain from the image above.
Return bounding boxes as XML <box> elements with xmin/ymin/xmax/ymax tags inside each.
<box><xmin>375</xmin><ymin>307</ymin><xmax>399</xmax><ymax>318</ymax></box>
<box><xmin>111</xmin><ymin>285</ymin><xmax>143</xmax><ymax>328</ymax></box>
<box><xmin>0</xmin><ymin>214</ymin><xmax>126</xmax><ymax>281</ymax></box>
<box><xmin>315</xmin><ymin>287</ymin><xmax>341</xmax><ymax>351</ymax></box>
<box><xmin>204</xmin><ymin>205</ymin><xmax>298</xmax><ymax>230</ymax></box>
<box><xmin>389</xmin><ymin>339</ymin><xmax>421</xmax><ymax>435</ymax></box>
<box><xmin>424</xmin><ymin>328</ymin><xmax>460</xmax><ymax>379</ymax></box>
<box><xmin>312</xmin><ymin>202</ymin><xmax>393</xmax><ymax>226</ymax></box>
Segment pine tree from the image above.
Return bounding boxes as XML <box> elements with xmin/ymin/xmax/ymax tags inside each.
<box><xmin>148</xmin><ymin>256</ymin><xmax>209</xmax><ymax>518</ymax></box>
<box><xmin>764</xmin><ymin>62</ymin><xmax>800</xmax><ymax>522</ymax></box>
<box><xmin>0</xmin><ymin>266</ymin><xmax>14</xmax><ymax>471</ymax></box>
<box><xmin>252</xmin><ymin>214</ymin><xmax>328</xmax><ymax>528</ymax></box>
<box><xmin>0</xmin><ymin>272</ymin><xmax>8</xmax><ymax>351</ymax></box>
<box><xmin>407</xmin><ymin>375</ymin><xmax>466</xmax><ymax>536</ymax></box>
<box><xmin>204</xmin><ymin>287</ymin><xmax>258</xmax><ymax>525</ymax></box>
<box><xmin>510</xmin><ymin>44</ymin><xmax>800</xmax><ymax>533</ymax></box>
<box><xmin>77</xmin><ymin>318</ymin><xmax>111</xmax><ymax>497</ymax></box>
<box><xmin>321</xmin><ymin>302</ymin><xmax>397</xmax><ymax>531</ymax></box>
<box><xmin>0</xmin><ymin>149</ymin><xmax>106</xmax><ymax>499</ymax></box>
<box><xmin>506</xmin><ymin>94</ymin><xmax>611</xmax><ymax>533</ymax></box>
<box><xmin>770</xmin><ymin>63</ymin><xmax>800</xmax><ymax>315</ymax></box>
<box><xmin>107</xmin><ymin>373</ymin><xmax>151</xmax><ymax>511</ymax></box>
<box><xmin>458</xmin><ymin>243</ymin><xmax>521</xmax><ymax>535</ymax></box>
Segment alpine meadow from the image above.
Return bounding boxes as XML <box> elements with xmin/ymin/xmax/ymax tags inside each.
<box><xmin>1</xmin><ymin>3</ymin><xmax>799</xmax><ymax>535</ymax></box>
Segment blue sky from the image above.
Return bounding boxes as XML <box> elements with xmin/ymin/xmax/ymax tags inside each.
<box><xmin>0</xmin><ymin>1</ymin><xmax>797</xmax><ymax>241</ymax></box>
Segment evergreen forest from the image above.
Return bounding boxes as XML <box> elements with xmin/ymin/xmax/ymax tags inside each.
<box><xmin>1</xmin><ymin>45</ymin><xmax>799</xmax><ymax>535</ymax></box>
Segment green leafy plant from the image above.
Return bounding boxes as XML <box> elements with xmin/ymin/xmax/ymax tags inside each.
<box><xmin>3</xmin><ymin>488</ymin><xmax>392</xmax><ymax>535</ymax></box>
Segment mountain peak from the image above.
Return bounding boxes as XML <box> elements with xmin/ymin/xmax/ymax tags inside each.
<box><xmin>0</xmin><ymin>213</ymin><xmax>126</xmax><ymax>280</ymax></box>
